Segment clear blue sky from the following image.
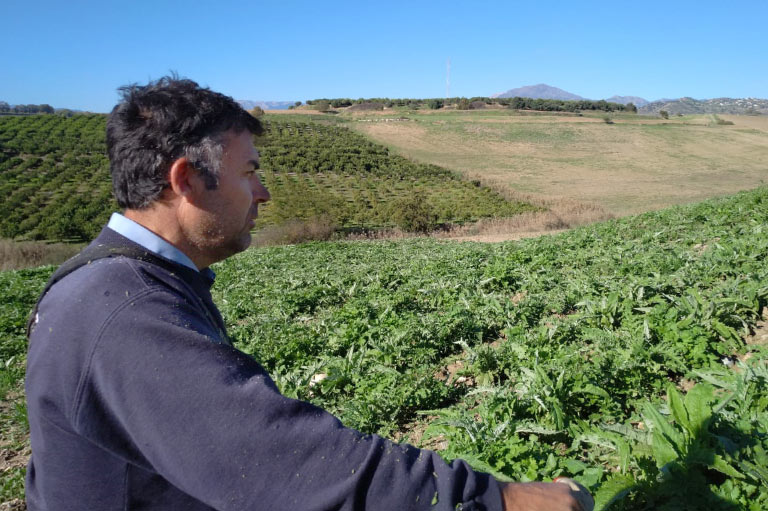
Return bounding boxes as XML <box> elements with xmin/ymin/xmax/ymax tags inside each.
<box><xmin>2</xmin><ymin>0</ymin><xmax>766</xmax><ymax>112</ymax></box>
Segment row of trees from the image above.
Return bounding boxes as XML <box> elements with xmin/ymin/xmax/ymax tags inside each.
<box><xmin>499</xmin><ymin>97</ymin><xmax>637</xmax><ymax>113</ymax></box>
<box><xmin>306</xmin><ymin>98</ymin><xmax>424</xmax><ymax>108</ymax></box>
<box><xmin>254</xmin><ymin>118</ymin><xmax>535</xmax><ymax>229</ymax></box>
<box><xmin>0</xmin><ymin>102</ymin><xmax>55</xmax><ymax>114</ymax></box>
<box><xmin>304</xmin><ymin>97</ymin><xmax>635</xmax><ymax>113</ymax></box>
<box><xmin>0</xmin><ymin>114</ymin><xmax>534</xmax><ymax>240</ymax></box>
<box><xmin>0</xmin><ymin>114</ymin><xmax>114</xmax><ymax>240</ymax></box>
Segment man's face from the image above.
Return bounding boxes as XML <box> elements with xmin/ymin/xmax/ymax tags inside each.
<box><xmin>184</xmin><ymin>129</ymin><xmax>270</xmax><ymax>265</ymax></box>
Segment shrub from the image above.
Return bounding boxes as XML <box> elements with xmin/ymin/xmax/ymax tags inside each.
<box><xmin>427</xmin><ymin>99</ymin><xmax>444</xmax><ymax>110</ymax></box>
<box><xmin>659</xmin><ymin>110</ymin><xmax>669</xmax><ymax>120</ymax></box>
<box><xmin>712</xmin><ymin>115</ymin><xmax>734</xmax><ymax>125</ymax></box>
<box><xmin>251</xmin><ymin>216</ymin><xmax>337</xmax><ymax>246</ymax></box>
<box><xmin>389</xmin><ymin>191</ymin><xmax>438</xmax><ymax>233</ymax></box>
<box><xmin>330</xmin><ymin>99</ymin><xmax>353</xmax><ymax>108</ymax></box>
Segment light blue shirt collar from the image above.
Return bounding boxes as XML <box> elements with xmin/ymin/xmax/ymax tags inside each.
<box><xmin>107</xmin><ymin>212</ymin><xmax>202</xmax><ymax>273</ymax></box>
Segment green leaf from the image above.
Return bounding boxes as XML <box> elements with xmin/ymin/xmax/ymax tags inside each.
<box><xmin>455</xmin><ymin>454</ymin><xmax>513</xmax><ymax>482</ymax></box>
<box><xmin>693</xmin><ymin>371</ymin><xmax>728</xmax><ymax>388</ymax></box>
<box><xmin>575</xmin><ymin>383</ymin><xmax>611</xmax><ymax>399</ymax></box>
<box><xmin>684</xmin><ymin>383</ymin><xmax>714</xmax><ymax>436</ymax></box>
<box><xmin>615</xmin><ymin>438</ymin><xmax>631</xmax><ymax>474</ymax></box>
<box><xmin>593</xmin><ymin>474</ymin><xmax>636</xmax><ymax>511</ymax></box>
<box><xmin>643</xmin><ymin>401</ymin><xmax>684</xmax><ymax>451</ymax></box>
<box><xmin>754</xmin><ymin>444</ymin><xmax>768</xmax><ymax>468</ymax></box>
<box><xmin>709</xmin><ymin>454</ymin><xmax>745</xmax><ymax>480</ymax></box>
<box><xmin>563</xmin><ymin>458</ymin><xmax>588</xmax><ymax>475</ymax></box>
<box><xmin>712</xmin><ymin>319</ymin><xmax>739</xmax><ymax>341</ymax></box>
<box><xmin>651</xmin><ymin>430</ymin><xmax>680</xmax><ymax>469</ymax></box>
<box><xmin>544</xmin><ymin>453</ymin><xmax>558</xmax><ymax>473</ymax></box>
<box><xmin>686</xmin><ymin>447</ymin><xmax>744</xmax><ymax>479</ymax></box>
<box><xmin>551</xmin><ymin>401</ymin><xmax>565</xmax><ymax>430</ymax></box>
<box><xmin>666</xmin><ymin>383</ymin><xmax>692</xmax><ymax>436</ymax></box>
<box><xmin>535</xmin><ymin>365</ymin><xmax>554</xmax><ymax>388</ymax></box>
<box><xmin>737</xmin><ymin>459</ymin><xmax>768</xmax><ymax>485</ymax></box>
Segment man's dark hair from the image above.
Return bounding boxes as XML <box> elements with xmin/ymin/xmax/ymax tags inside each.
<box><xmin>107</xmin><ymin>76</ymin><xmax>263</xmax><ymax>209</ymax></box>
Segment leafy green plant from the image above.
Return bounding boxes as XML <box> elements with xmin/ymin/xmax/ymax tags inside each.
<box><xmin>3</xmin><ymin>188</ymin><xmax>768</xmax><ymax>507</ymax></box>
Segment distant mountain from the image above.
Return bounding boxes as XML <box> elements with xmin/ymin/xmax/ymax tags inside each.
<box><xmin>605</xmin><ymin>95</ymin><xmax>649</xmax><ymax>107</ymax></box>
<box><xmin>638</xmin><ymin>97</ymin><xmax>768</xmax><ymax>115</ymax></box>
<box><xmin>238</xmin><ymin>100</ymin><xmax>295</xmax><ymax>111</ymax></box>
<box><xmin>491</xmin><ymin>84</ymin><xmax>584</xmax><ymax>101</ymax></box>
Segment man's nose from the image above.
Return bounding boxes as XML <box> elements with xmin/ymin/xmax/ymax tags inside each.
<box><xmin>253</xmin><ymin>178</ymin><xmax>270</xmax><ymax>203</ymax></box>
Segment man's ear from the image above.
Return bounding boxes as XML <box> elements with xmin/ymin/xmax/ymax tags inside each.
<box><xmin>168</xmin><ymin>157</ymin><xmax>204</xmax><ymax>199</ymax></box>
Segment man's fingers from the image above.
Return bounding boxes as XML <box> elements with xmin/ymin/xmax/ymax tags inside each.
<box><xmin>500</xmin><ymin>481</ymin><xmax>593</xmax><ymax>511</ymax></box>
<box><xmin>554</xmin><ymin>477</ymin><xmax>594</xmax><ymax>511</ymax></box>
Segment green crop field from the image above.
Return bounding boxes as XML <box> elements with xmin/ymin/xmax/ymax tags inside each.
<box><xmin>0</xmin><ymin>114</ymin><xmax>114</xmax><ymax>241</ymax></box>
<box><xmin>2</xmin><ymin>188</ymin><xmax>767</xmax><ymax>509</ymax></box>
<box><xmin>255</xmin><ymin>118</ymin><xmax>536</xmax><ymax>229</ymax></box>
<box><xmin>0</xmin><ymin>114</ymin><xmax>534</xmax><ymax>242</ymax></box>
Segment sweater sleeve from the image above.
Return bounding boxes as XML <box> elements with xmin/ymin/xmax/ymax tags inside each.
<box><xmin>72</xmin><ymin>289</ymin><xmax>503</xmax><ymax>511</ymax></box>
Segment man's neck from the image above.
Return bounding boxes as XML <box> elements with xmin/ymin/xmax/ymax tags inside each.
<box><xmin>123</xmin><ymin>207</ymin><xmax>211</xmax><ymax>270</ymax></box>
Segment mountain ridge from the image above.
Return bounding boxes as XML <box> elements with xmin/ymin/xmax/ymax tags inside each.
<box><xmin>491</xmin><ymin>84</ymin><xmax>584</xmax><ymax>101</ymax></box>
<box><xmin>638</xmin><ymin>97</ymin><xmax>768</xmax><ymax>115</ymax></box>
<box><xmin>238</xmin><ymin>100</ymin><xmax>295</xmax><ymax>111</ymax></box>
<box><xmin>490</xmin><ymin>85</ymin><xmax>767</xmax><ymax>114</ymax></box>
<box><xmin>605</xmin><ymin>95</ymin><xmax>649</xmax><ymax>107</ymax></box>
<box><xmin>491</xmin><ymin>84</ymin><xmax>650</xmax><ymax>105</ymax></box>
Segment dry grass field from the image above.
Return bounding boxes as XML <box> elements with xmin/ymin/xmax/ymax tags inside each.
<box><xmin>344</xmin><ymin>110</ymin><xmax>768</xmax><ymax>217</ymax></box>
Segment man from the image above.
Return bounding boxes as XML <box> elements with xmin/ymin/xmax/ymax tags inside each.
<box><xmin>25</xmin><ymin>77</ymin><xmax>589</xmax><ymax>510</ymax></box>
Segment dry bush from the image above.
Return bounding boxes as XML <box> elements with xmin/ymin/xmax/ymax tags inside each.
<box><xmin>343</xmin><ymin>227</ymin><xmax>415</xmax><ymax>241</ymax></box>
<box><xmin>431</xmin><ymin>175</ymin><xmax>613</xmax><ymax>240</ymax></box>
<box><xmin>341</xmin><ymin>179</ymin><xmax>613</xmax><ymax>243</ymax></box>
<box><xmin>251</xmin><ymin>216</ymin><xmax>338</xmax><ymax>247</ymax></box>
<box><xmin>1</xmin><ymin>239</ymin><xmax>82</xmax><ymax>271</ymax></box>
<box><xmin>250</xmin><ymin>178</ymin><xmax>613</xmax><ymax>246</ymax></box>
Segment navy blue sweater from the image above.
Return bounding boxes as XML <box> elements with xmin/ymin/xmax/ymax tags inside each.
<box><xmin>25</xmin><ymin>227</ymin><xmax>503</xmax><ymax>510</ymax></box>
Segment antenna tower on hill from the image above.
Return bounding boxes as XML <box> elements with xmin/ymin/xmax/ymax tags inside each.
<box><xmin>446</xmin><ymin>58</ymin><xmax>451</xmax><ymax>99</ymax></box>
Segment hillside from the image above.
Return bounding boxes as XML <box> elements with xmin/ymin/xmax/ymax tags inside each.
<box><xmin>0</xmin><ymin>114</ymin><xmax>534</xmax><ymax>242</ymax></box>
<box><xmin>639</xmin><ymin>97</ymin><xmax>768</xmax><ymax>115</ymax></box>
<box><xmin>605</xmin><ymin>95</ymin><xmax>649</xmax><ymax>107</ymax></box>
<box><xmin>350</xmin><ymin>109</ymin><xmax>768</xmax><ymax>216</ymax></box>
<box><xmin>490</xmin><ymin>86</ymin><xmax>649</xmax><ymax>106</ymax></box>
<box><xmin>3</xmin><ymin>188</ymin><xmax>767</xmax><ymax>508</ymax></box>
<box><xmin>255</xmin><ymin>117</ymin><xmax>536</xmax><ymax>230</ymax></box>
<box><xmin>492</xmin><ymin>84</ymin><xmax>584</xmax><ymax>100</ymax></box>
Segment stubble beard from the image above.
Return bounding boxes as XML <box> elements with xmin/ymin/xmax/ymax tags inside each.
<box><xmin>184</xmin><ymin>214</ymin><xmax>252</xmax><ymax>266</ymax></box>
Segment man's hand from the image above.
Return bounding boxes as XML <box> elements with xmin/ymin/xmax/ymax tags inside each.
<box><xmin>499</xmin><ymin>479</ymin><xmax>594</xmax><ymax>511</ymax></box>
